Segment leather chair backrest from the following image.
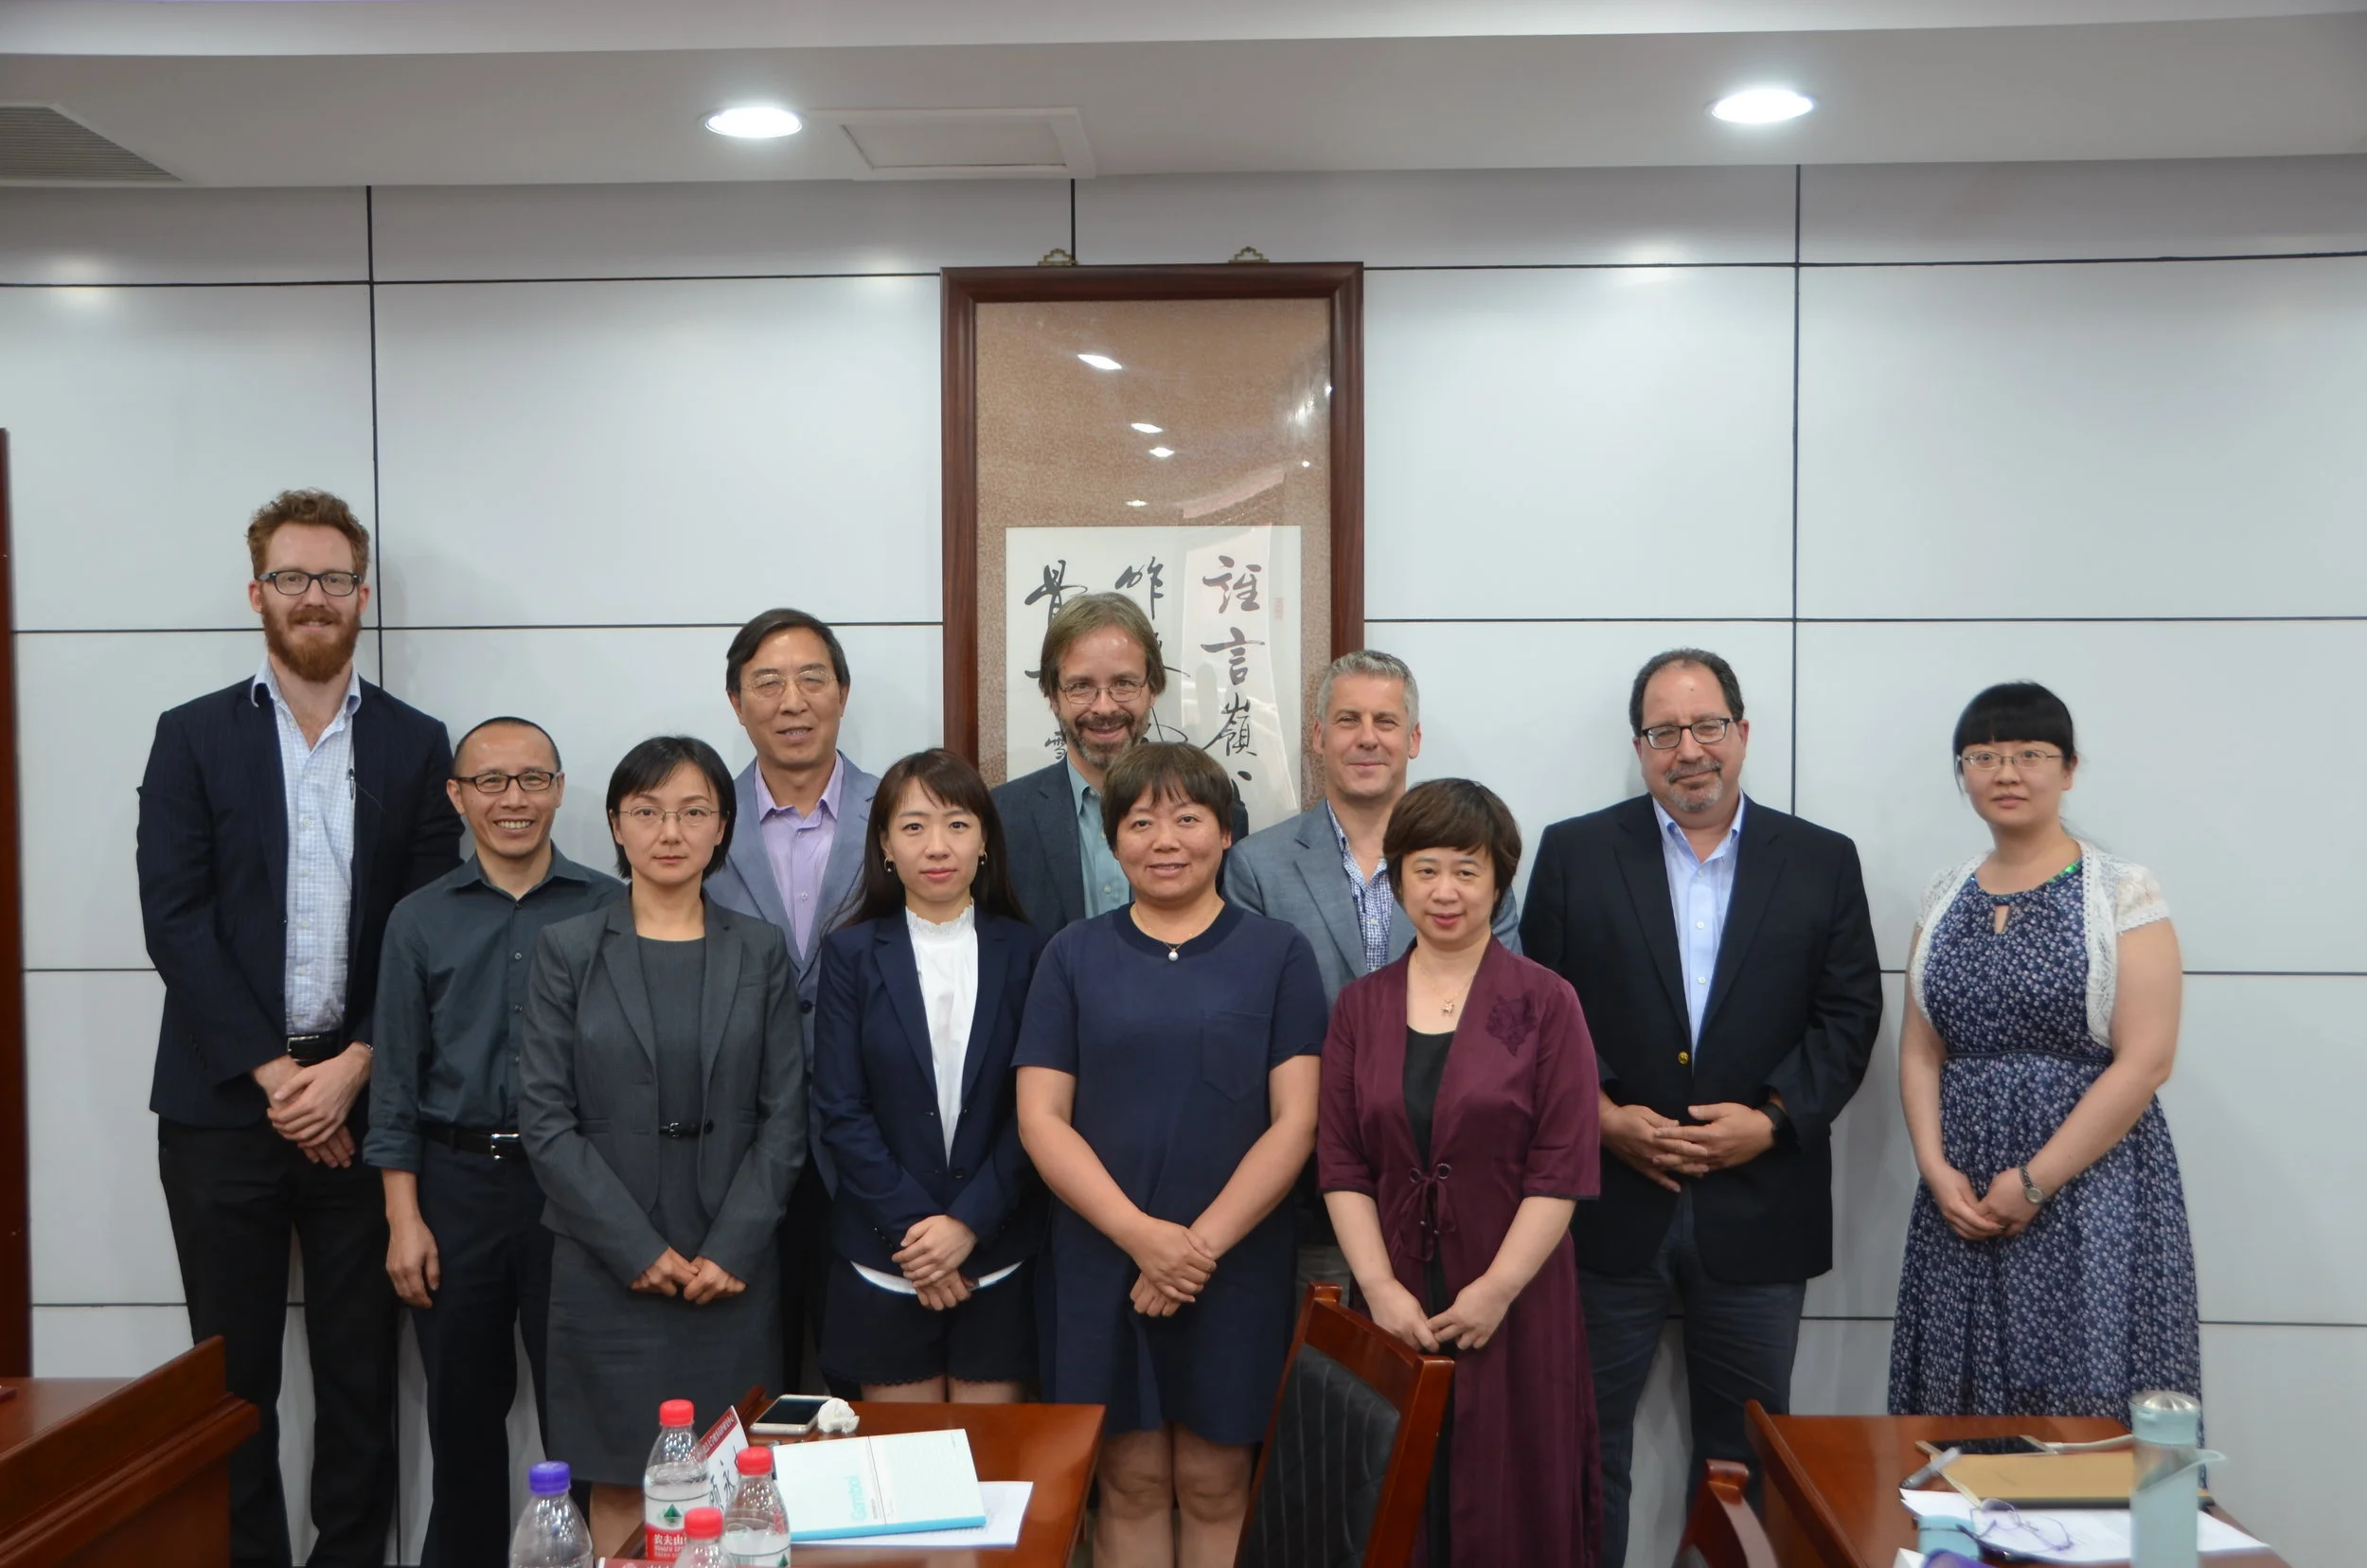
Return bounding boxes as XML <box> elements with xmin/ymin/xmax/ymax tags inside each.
<box><xmin>1236</xmin><ymin>1345</ymin><xmax>1404</xmax><ymax>1568</ymax></box>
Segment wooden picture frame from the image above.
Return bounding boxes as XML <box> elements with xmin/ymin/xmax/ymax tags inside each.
<box><xmin>941</xmin><ymin>263</ymin><xmax>1363</xmax><ymax>826</ymax></box>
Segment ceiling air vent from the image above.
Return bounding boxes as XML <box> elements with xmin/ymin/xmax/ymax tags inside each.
<box><xmin>811</xmin><ymin>108</ymin><xmax>1093</xmax><ymax>180</ymax></box>
<box><xmin>0</xmin><ymin>106</ymin><xmax>178</xmax><ymax>184</ymax></box>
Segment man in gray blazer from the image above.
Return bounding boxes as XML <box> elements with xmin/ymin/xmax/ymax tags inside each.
<box><xmin>705</xmin><ymin>607</ymin><xmax>881</xmax><ymax>1393</ymax></box>
<box><xmin>1225</xmin><ymin>650</ymin><xmax>1522</xmax><ymax>1285</ymax></box>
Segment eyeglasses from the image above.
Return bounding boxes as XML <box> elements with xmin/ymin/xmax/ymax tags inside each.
<box><xmin>454</xmin><ymin>769</ymin><xmax>557</xmax><ymax>795</ymax></box>
<box><xmin>1640</xmin><ymin>718</ymin><xmax>1735</xmax><ymax>750</ymax></box>
<box><xmin>1973</xmin><ymin>1501</ymin><xmax>2074</xmax><ymax>1553</ymax></box>
<box><xmin>1959</xmin><ymin>748</ymin><xmax>2063</xmax><ymax>773</ymax></box>
<box><xmin>1059</xmin><ymin>676</ymin><xmax>1149</xmax><ymax>705</ymax></box>
<box><xmin>742</xmin><ymin>669</ymin><xmax>836</xmax><ymax>700</ymax></box>
<box><xmin>258</xmin><ymin>569</ymin><xmax>363</xmax><ymax>597</ymax></box>
<box><xmin>615</xmin><ymin>806</ymin><xmax>721</xmax><ymax>829</ymax></box>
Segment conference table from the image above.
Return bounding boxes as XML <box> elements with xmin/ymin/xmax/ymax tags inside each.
<box><xmin>607</xmin><ymin>1399</ymin><xmax>1103</xmax><ymax>1568</ymax></box>
<box><xmin>1746</xmin><ymin>1404</ymin><xmax>2289</xmax><ymax>1568</ymax></box>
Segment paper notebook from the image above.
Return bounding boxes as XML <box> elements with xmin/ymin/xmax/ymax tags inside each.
<box><xmin>773</xmin><ymin>1429</ymin><xmax>990</xmax><ymax>1541</ymax></box>
<box><xmin>1939</xmin><ymin>1451</ymin><xmax>2214</xmax><ymax>1507</ymax></box>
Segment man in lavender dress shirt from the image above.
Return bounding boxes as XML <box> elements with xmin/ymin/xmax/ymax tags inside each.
<box><xmin>708</xmin><ymin>606</ymin><xmax>881</xmax><ymax>1392</ymax></box>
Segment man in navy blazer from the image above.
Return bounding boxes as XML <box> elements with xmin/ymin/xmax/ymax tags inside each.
<box><xmin>705</xmin><ymin>607</ymin><xmax>881</xmax><ymax>1392</ymax></box>
<box><xmin>993</xmin><ymin>592</ymin><xmax>1247</xmax><ymax>938</ymax></box>
<box><xmin>137</xmin><ymin>490</ymin><xmax>460</xmax><ymax>1567</ymax></box>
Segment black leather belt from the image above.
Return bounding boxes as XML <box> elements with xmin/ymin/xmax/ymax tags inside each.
<box><xmin>285</xmin><ymin>1029</ymin><xmax>344</xmax><ymax>1067</ymax></box>
<box><xmin>656</xmin><ymin>1120</ymin><xmax>714</xmax><ymax>1140</ymax></box>
<box><xmin>420</xmin><ymin>1123</ymin><xmax>525</xmax><ymax>1159</ymax></box>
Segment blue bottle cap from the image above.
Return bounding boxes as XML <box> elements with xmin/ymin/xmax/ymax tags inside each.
<box><xmin>529</xmin><ymin>1460</ymin><xmax>572</xmax><ymax>1495</ymax></box>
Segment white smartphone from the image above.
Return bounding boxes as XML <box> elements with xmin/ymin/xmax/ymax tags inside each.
<box><xmin>749</xmin><ymin>1394</ymin><xmax>832</xmax><ymax>1437</ymax></box>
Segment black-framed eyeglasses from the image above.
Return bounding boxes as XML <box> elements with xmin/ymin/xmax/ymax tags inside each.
<box><xmin>257</xmin><ymin>569</ymin><xmax>364</xmax><ymax>597</ymax></box>
<box><xmin>1059</xmin><ymin>675</ymin><xmax>1149</xmax><ymax>705</ymax></box>
<box><xmin>1959</xmin><ymin>748</ymin><xmax>2063</xmax><ymax>773</ymax></box>
<box><xmin>1640</xmin><ymin>718</ymin><xmax>1735</xmax><ymax>750</ymax></box>
<box><xmin>454</xmin><ymin>769</ymin><xmax>558</xmax><ymax>795</ymax></box>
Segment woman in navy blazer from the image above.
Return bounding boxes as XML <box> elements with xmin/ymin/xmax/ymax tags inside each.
<box><xmin>811</xmin><ymin>748</ymin><xmax>1046</xmax><ymax>1400</ymax></box>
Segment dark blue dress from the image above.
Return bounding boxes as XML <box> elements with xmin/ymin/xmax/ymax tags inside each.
<box><xmin>1014</xmin><ymin>902</ymin><xmax>1328</xmax><ymax>1444</ymax></box>
<box><xmin>1888</xmin><ymin>862</ymin><xmax>2200</xmax><ymax>1417</ymax></box>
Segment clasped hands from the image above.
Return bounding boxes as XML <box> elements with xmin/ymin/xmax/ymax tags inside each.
<box><xmin>1603</xmin><ymin>1100</ymin><xmax>1777</xmax><ymax>1192</ymax></box>
<box><xmin>631</xmin><ymin>1249</ymin><xmax>748</xmax><ymax>1304</ymax></box>
<box><xmin>255</xmin><ymin>1048</ymin><xmax>372</xmax><ymax>1168</ymax></box>
<box><xmin>894</xmin><ymin>1215</ymin><xmax>979</xmax><ymax>1311</ymax></box>
<box><xmin>1924</xmin><ymin>1165</ymin><xmax>2039</xmax><ymax>1242</ymax></box>
<box><xmin>1125</xmin><ymin>1218</ymin><xmax>1219</xmax><ymax>1318</ymax></box>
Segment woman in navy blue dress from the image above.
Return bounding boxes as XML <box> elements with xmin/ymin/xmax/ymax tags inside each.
<box><xmin>812</xmin><ymin>748</ymin><xmax>1046</xmax><ymax>1403</ymax></box>
<box><xmin>1017</xmin><ymin>742</ymin><xmax>1326</xmax><ymax>1568</ymax></box>
<box><xmin>1889</xmin><ymin>683</ymin><xmax>2198</xmax><ymax>1417</ymax></box>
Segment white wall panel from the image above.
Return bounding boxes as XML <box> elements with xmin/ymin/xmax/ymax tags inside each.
<box><xmin>1372</xmin><ymin>619</ymin><xmax>1793</xmax><ymax>907</ymax></box>
<box><xmin>371</xmin><ymin>276</ymin><xmax>942</xmax><ymax>628</ymax></box>
<box><xmin>1367</xmin><ymin>267</ymin><xmax>1794</xmax><ymax>620</ymax></box>
<box><xmin>0</xmin><ymin>188</ymin><xmax>367</xmax><ymax>284</ymax></box>
<box><xmin>30</xmin><ymin>1304</ymin><xmax>192</xmax><ymax>1378</ymax></box>
<box><xmin>1790</xmin><ymin>1317</ymin><xmax>1897</xmax><ymax>1417</ymax></box>
<box><xmin>0</xmin><ymin>284</ymin><xmax>377</xmax><ymax>632</ymax></box>
<box><xmin>2197</xmin><ymin>1322</ymin><xmax>2360</xmax><ymax>1568</ymax></box>
<box><xmin>18</xmin><ymin>631</ymin><xmax>383</xmax><ymax>972</ymax></box>
<box><xmin>378</xmin><ymin>623</ymin><xmax>942</xmax><ymax>877</ymax></box>
<box><xmin>371</xmin><ymin>180</ymin><xmax>1067</xmax><ymax>281</ymax></box>
<box><xmin>27</xmin><ymin>971</ymin><xmax>176</xmax><ymax>1305</ymax></box>
<box><xmin>1803</xmin><ymin>155</ymin><xmax>2367</xmax><ymax>263</ymax></box>
<box><xmin>1794</xmin><ymin>620</ymin><xmax>2367</xmax><ymax>974</ymax></box>
<box><xmin>1077</xmin><ymin>168</ymin><xmax>1796</xmax><ymax>267</ymax></box>
<box><xmin>1799</xmin><ymin>258</ymin><xmax>2367</xmax><ymax>619</ymax></box>
<box><xmin>2166</xmin><ymin>975</ymin><xmax>2367</xmax><ymax>1326</ymax></box>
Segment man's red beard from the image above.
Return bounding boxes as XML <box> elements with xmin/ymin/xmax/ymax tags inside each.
<box><xmin>264</xmin><ymin>608</ymin><xmax>362</xmax><ymax>684</ymax></box>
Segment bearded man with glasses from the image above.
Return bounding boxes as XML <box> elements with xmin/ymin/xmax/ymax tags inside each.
<box><xmin>364</xmin><ymin>718</ymin><xmax>621</xmax><ymax>1566</ymax></box>
<box><xmin>1521</xmin><ymin>647</ymin><xmax>1883</xmax><ymax>1568</ymax></box>
<box><xmin>137</xmin><ymin>489</ymin><xmax>463</xmax><ymax>1566</ymax></box>
<box><xmin>992</xmin><ymin>592</ymin><xmax>1249</xmax><ymax>940</ymax></box>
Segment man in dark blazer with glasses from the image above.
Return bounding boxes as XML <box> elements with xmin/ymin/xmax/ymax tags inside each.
<box><xmin>138</xmin><ymin>490</ymin><xmax>460</xmax><ymax>1567</ymax></box>
<box><xmin>1521</xmin><ymin>648</ymin><xmax>1882</xmax><ymax>1568</ymax></box>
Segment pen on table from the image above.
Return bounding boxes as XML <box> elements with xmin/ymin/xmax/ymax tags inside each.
<box><xmin>1902</xmin><ymin>1447</ymin><xmax>1963</xmax><ymax>1489</ymax></box>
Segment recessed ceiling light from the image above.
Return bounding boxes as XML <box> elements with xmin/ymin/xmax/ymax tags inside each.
<box><xmin>704</xmin><ymin>106</ymin><xmax>803</xmax><ymax>139</ymax></box>
<box><xmin>1710</xmin><ymin>87</ymin><xmax>1813</xmax><ymax>125</ymax></box>
<box><xmin>1127</xmin><ymin>499</ymin><xmax>1148</xmax><ymax>508</ymax></box>
<box><xmin>1300</xmin><ymin>460</ymin><xmax>1312</xmax><ymax>469</ymax></box>
<box><xmin>1077</xmin><ymin>353</ymin><xmax>1122</xmax><ymax>371</ymax></box>
<box><xmin>1148</xmin><ymin>446</ymin><xmax>1175</xmax><ymax>459</ymax></box>
<box><xmin>1130</xmin><ymin>421</ymin><xmax>1163</xmax><ymax>434</ymax></box>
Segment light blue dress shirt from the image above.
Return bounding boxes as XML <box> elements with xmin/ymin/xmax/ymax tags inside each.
<box><xmin>1325</xmin><ymin>801</ymin><xmax>1395</xmax><ymax>973</ymax></box>
<box><xmin>1067</xmin><ymin>760</ymin><xmax>1133</xmax><ymax>918</ymax></box>
<box><xmin>253</xmin><ymin>659</ymin><xmax>362</xmax><ymax>1034</ymax></box>
<box><xmin>1654</xmin><ymin>794</ymin><xmax>1747</xmax><ymax>1050</ymax></box>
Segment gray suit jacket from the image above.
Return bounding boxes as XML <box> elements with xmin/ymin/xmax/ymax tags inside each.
<box><xmin>706</xmin><ymin>752</ymin><xmax>883</xmax><ymax>1013</ymax></box>
<box><xmin>994</xmin><ymin>757</ymin><xmax>1255</xmax><ymax>940</ymax></box>
<box><xmin>518</xmin><ymin>898</ymin><xmax>808</xmax><ymax>1285</ymax></box>
<box><xmin>1224</xmin><ymin>802</ymin><xmax>1524</xmax><ymax>1002</ymax></box>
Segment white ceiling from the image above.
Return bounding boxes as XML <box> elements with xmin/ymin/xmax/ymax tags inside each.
<box><xmin>3</xmin><ymin>1</ymin><xmax>2364</xmax><ymax>185</ymax></box>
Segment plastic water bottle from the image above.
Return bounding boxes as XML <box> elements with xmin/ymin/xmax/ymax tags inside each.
<box><xmin>723</xmin><ymin>1443</ymin><xmax>792</xmax><ymax>1566</ymax></box>
<box><xmin>643</xmin><ymin>1399</ymin><xmax>707</xmax><ymax>1564</ymax></box>
<box><xmin>507</xmin><ymin>1460</ymin><xmax>593</xmax><ymax>1568</ymax></box>
<box><xmin>676</xmin><ymin>1506</ymin><xmax>732</xmax><ymax>1568</ymax></box>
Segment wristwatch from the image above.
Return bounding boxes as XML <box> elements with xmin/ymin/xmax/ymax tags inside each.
<box><xmin>2018</xmin><ymin>1164</ymin><xmax>2051</xmax><ymax>1206</ymax></box>
<box><xmin>1758</xmin><ymin>1098</ymin><xmax>1799</xmax><ymax>1153</ymax></box>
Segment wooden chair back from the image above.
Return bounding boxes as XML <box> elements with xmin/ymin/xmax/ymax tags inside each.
<box><xmin>1235</xmin><ymin>1283</ymin><xmax>1455</xmax><ymax>1568</ymax></box>
<box><xmin>1672</xmin><ymin>1458</ymin><xmax>1779</xmax><ymax>1568</ymax></box>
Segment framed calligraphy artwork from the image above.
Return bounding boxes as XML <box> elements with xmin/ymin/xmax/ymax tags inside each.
<box><xmin>941</xmin><ymin>263</ymin><xmax>1363</xmax><ymax>833</ymax></box>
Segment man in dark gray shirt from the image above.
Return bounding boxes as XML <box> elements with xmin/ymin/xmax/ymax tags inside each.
<box><xmin>364</xmin><ymin>717</ymin><xmax>620</xmax><ymax>1568</ymax></box>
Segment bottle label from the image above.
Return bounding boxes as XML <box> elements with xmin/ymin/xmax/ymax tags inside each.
<box><xmin>645</xmin><ymin>1494</ymin><xmax>694</xmax><ymax>1562</ymax></box>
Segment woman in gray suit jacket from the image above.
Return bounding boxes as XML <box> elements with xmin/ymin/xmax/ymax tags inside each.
<box><xmin>520</xmin><ymin>735</ymin><xmax>807</xmax><ymax>1486</ymax></box>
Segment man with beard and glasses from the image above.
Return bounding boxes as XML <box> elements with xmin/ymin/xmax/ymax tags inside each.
<box><xmin>138</xmin><ymin>490</ymin><xmax>462</xmax><ymax>1567</ymax></box>
<box><xmin>992</xmin><ymin>592</ymin><xmax>1247</xmax><ymax>939</ymax></box>
<box><xmin>1520</xmin><ymin>648</ymin><xmax>1881</xmax><ymax>1568</ymax></box>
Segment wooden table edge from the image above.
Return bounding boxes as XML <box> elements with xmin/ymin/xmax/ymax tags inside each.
<box><xmin>1748</xmin><ymin>1399</ymin><xmax>1868</xmax><ymax>1568</ymax></box>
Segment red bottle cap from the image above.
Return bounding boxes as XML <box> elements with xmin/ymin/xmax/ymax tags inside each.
<box><xmin>685</xmin><ymin>1506</ymin><xmax>723</xmax><ymax>1540</ymax></box>
<box><xmin>737</xmin><ymin>1445</ymin><xmax>775</xmax><ymax>1475</ymax></box>
<box><xmin>659</xmin><ymin>1399</ymin><xmax>695</xmax><ymax>1427</ymax></box>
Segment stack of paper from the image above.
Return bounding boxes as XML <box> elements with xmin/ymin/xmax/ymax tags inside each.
<box><xmin>774</xmin><ymin>1429</ymin><xmax>990</xmax><ymax>1541</ymax></box>
<box><xmin>1899</xmin><ymin>1488</ymin><xmax>2269</xmax><ymax>1564</ymax></box>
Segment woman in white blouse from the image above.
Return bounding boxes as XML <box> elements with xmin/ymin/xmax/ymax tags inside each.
<box><xmin>811</xmin><ymin>749</ymin><xmax>1047</xmax><ymax>1401</ymax></box>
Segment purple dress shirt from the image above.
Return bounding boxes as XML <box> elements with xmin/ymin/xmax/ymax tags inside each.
<box><xmin>756</xmin><ymin>754</ymin><xmax>845</xmax><ymax>956</ymax></box>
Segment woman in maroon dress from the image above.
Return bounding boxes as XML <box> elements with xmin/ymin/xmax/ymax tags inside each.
<box><xmin>1317</xmin><ymin>778</ymin><xmax>1602</xmax><ymax>1568</ymax></box>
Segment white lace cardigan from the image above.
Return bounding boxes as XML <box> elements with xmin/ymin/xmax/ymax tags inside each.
<box><xmin>1906</xmin><ymin>842</ymin><xmax>2172</xmax><ymax>1051</ymax></box>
